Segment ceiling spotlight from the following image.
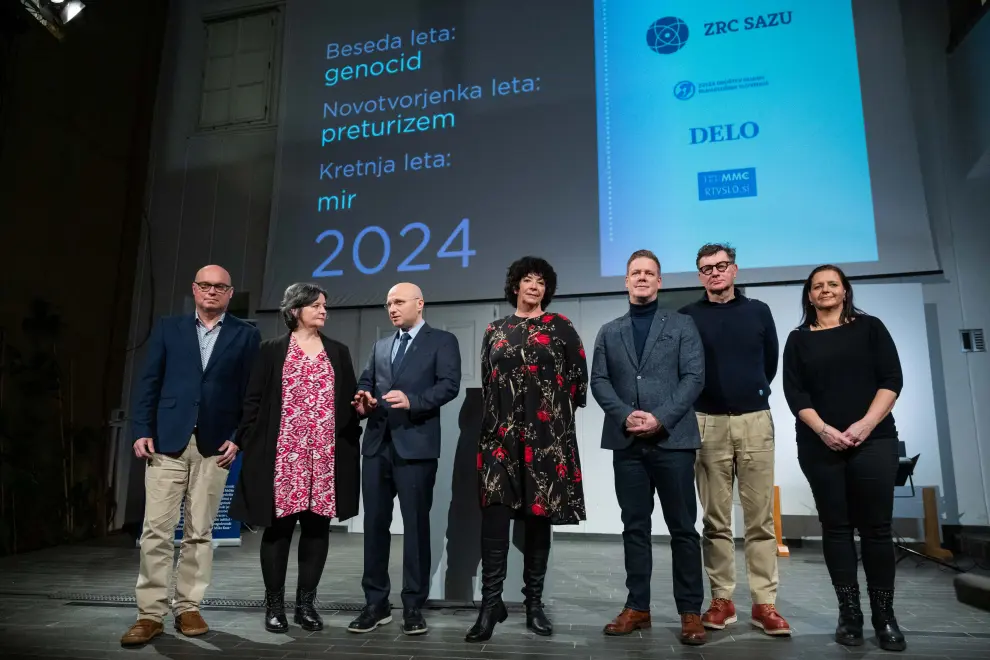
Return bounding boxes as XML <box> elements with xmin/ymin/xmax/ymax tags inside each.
<box><xmin>62</xmin><ymin>0</ymin><xmax>83</xmax><ymax>22</ymax></box>
<box><xmin>50</xmin><ymin>0</ymin><xmax>64</xmax><ymax>3</ymax></box>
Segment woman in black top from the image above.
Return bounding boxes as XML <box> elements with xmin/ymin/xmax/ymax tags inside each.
<box><xmin>782</xmin><ymin>265</ymin><xmax>906</xmax><ymax>652</ymax></box>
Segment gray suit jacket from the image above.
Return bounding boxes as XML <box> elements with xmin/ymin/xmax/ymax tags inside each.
<box><xmin>591</xmin><ymin>307</ymin><xmax>705</xmax><ymax>450</ymax></box>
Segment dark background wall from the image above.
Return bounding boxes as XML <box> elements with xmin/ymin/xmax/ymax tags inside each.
<box><xmin>0</xmin><ymin>1</ymin><xmax>169</xmax><ymax>553</ymax></box>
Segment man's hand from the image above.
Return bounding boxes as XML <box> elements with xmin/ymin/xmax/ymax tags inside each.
<box><xmin>382</xmin><ymin>390</ymin><xmax>410</xmax><ymax>410</ymax></box>
<box><xmin>352</xmin><ymin>390</ymin><xmax>378</xmax><ymax>416</ymax></box>
<box><xmin>134</xmin><ymin>437</ymin><xmax>156</xmax><ymax>459</ymax></box>
<box><xmin>628</xmin><ymin>412</ymin><xmax>661</xmax><ymax>437</ymax></box>
<box><xmin>845</xmin><ymin>418</ymin><xmax>876</xmax><ymax>446</ymax></box>
<box><xmin>217</xmin><ymin>440</ymin><xmax>238</xmax><ymax>468</ymax></box>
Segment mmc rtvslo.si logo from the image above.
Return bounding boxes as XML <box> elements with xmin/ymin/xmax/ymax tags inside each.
<box><xmin>646</xmin><ymin>13</ymin><xmax>789</xmax><ymax>99</ymax></box>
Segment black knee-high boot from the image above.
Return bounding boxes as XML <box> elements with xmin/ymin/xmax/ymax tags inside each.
<box><xmin>868</xmin><ymin>587</ymin><xmax>906</xmax><ymax>652</ymax></box>
<box><xmin>465</xmin><ymin>535</ymin><xmax>509</xmax><ymax>642</ymax></box>
<box><xmin>522</xmin><ymin>521</ymin><xmax>552</xmax><ymax>636</ymax></box>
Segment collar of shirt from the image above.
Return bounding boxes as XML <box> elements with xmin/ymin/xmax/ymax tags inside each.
<box><xmin>196</xmin><ymin>311</ymin><xmax>226</xmax><ymax>329</ymax></box>
<box><xmin>396</xmin><ymin>317</ymin><xmax>425</xmax><ymax>342</ymax></box>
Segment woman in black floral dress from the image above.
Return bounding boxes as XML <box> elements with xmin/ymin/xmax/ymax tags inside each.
<box><xmin>466</xmin><ymin>256</ymin><xmax>589</xmax><ymax>643</ymax></box>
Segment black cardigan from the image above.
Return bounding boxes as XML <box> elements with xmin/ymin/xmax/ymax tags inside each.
<box><xmin>229</xmin><ymin>333</ymin><xmax>362</xmax><ymax>527</ymax></box>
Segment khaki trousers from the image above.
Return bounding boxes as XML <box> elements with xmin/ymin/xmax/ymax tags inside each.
<box><xmin>135</xmin><ymin>435</ymin><xmax>228</xmax><ymax>622</ymax></box>
<box><xmin>695</xmin><ymin>410</ymin><xmax>779</xmax><ymax>604</ymax></box>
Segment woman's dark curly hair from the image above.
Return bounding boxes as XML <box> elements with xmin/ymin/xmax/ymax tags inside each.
<box><xmin>504</xmin><ymin>256</ymin><xmax>557</xmax><ymax>308</ymax></box>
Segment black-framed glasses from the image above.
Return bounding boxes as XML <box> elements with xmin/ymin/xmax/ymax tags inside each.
<box><xmin>698</xmin><ymin>261</ymin><xmax>734</xmax><ymax>276</ymax></box>
<box><xmin>195</xmin><ymin>281</ymin><xmax>232</xmax><ymax>293</ymax></box>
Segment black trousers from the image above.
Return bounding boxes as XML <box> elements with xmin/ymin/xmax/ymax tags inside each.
<box><xmin>613</xmin><ymin>441</ymin><xmax>703</xmax><ymax>614</ymax></box>
<box><xmin>798</xmin><ymin>434</ymin><xmax>899</xmax><ymax>589</ymax></box>
<box><xmin>361</xmin><ymin>440</ymin><xmax>438</xmax><ymax>611</ymax></box>
<box><xmin>260</xmin><ymin>510</ymin><xmax>331</xmax><ymax>594</ymax></box>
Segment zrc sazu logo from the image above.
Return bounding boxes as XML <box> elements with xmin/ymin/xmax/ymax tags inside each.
<box><xmin>704</xmin><ymin>11</ymin><xmax>793</xmax><ymax>36</ymax></box>
<box><xmin>689</xmin><ymin>121</ymin><xmax>759</xmax><ymax>145</ymax></box>
<box><xmin>646</xmin><ymin>16</ymin><xmax>689</xmax><ymax>54</ymax></box>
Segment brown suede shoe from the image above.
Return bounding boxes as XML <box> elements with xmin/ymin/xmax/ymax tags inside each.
<box><xmin>120</xmin><ymin>619</ymin><xmax>164</xmax><ymax>647</ymax></box>
<box><xmin>174</xmin><ymin>610</ymin><xmax>209</xmax><ymax>637</ymax></box>
<box><xmin>603</xmin><ymin>608</ymin><xmax>651</xmax><ymax>635</ymax></box>
<box><xmin>680</xmin><ymin>613</ymin><xmax>707</xmax><ymax>646</ymax></box>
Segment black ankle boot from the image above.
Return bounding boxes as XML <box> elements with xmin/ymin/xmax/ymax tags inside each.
<box><xmin>868</xmin><ymin>587</ymin><xmax>906</xmax><ymax>652</ymax></box>
<box><xmin>833</xmin><ymin>584</ymin><xmax>864</xmax><ymax>646</ymax></box>
<box><xmin>522</xmin><ymin>546</ymin><xmax>552</xmax><ymax>636</ymax></box>
<box><xmin>264</xmin><ymin>589</ymin><xmax>288</xmax><ymax>633</ymax></box>
<box><xmin>465</xmin><ymin>537</ymin><xmax>509</xmax><ymax>643</ymax></box>
<box><xmin>294</xmin><ymin>588</ymin><xmax>324</xmax><ymax>631</ymax></box>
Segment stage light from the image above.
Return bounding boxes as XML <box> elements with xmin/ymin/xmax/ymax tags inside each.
<box><xmin>62</xmin><ymin>1</ymin><xmax>83</xmax><ymax>22</ymax></box>
<box><xmin>16</xmin><ymin>0</ymin><xmax>86</xmax><ymax>39</ymax></box>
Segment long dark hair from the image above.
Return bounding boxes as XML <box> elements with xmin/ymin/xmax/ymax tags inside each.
<box><xmin>799</xmin><ymin>264</ymin><xmax>865</xmax><ymax>328</ymax></box>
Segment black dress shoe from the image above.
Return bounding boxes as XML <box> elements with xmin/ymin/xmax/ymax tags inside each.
<box><xmin>402</xmin><ymin>609</ymin><xmax>428</xmax><ymax>635</ymax></box>
<box><xmin>347</xmin><ymin>603</ymin><xmax>393</xmax><ymax>633</ymax></box>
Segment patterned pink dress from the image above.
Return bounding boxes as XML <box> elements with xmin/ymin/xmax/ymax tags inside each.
<box><xmin>273</xmin><ymin>336</ymin><xmax>337</xmax><ymax>519</ymax></box>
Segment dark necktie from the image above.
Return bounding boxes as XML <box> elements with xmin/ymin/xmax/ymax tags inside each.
<box><xmin>392</xmin><ymin>332</ymin><xmax>411</xmax><ymax>367</ymax></box>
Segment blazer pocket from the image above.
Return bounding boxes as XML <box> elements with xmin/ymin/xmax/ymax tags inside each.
<box><xmin>158</xmin><ymin>398</ymin><xmax>176</xmax><ymax>409</ymax></box>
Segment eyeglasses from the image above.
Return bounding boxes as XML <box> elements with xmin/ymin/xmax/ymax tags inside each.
<box><xmin>194</xmin><ymin>281</ymin><xmax>232</xmax><ymax>293</ymax></box>
<box><xmin>698</xmin><ymin>261</ymin><xmax>734</xmax><ymax>276</ymax></box>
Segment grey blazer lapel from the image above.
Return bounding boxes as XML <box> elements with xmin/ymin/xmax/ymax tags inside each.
<box><xmin>619</xmin><ymin>315</ymin><xmax>637</xmax><ymax>368</ymax></box>
<box><xmin>639</xmin><ymin>310</ymin><xmax>670</xmax><ymax>367</ymax></box>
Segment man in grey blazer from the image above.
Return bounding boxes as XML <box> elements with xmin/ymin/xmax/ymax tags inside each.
<box><xmin>591</xmin><ymin>249</ymin><xmax>707</xmax><ymax>646</ymax></box>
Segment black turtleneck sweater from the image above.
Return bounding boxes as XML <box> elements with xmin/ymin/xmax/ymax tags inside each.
<box><xmin>630</xmin><ymin>298</ymin><xmax>658</xmax><ymax>361</ymax></box>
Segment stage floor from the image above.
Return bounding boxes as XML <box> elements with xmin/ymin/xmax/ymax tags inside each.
<box><xmin>1</xmin><ymin>531</ymin><xmax>989</xmax><ymax>659</ymax></box>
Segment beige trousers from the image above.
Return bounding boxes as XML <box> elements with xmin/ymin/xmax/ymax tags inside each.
<box><xmin>135</xmin><ymin>435</ymin><xmax>228</xmax><ymax>622</ymax></box>
<box><xmin>695</xmin><ymin>410</ymin><xmax>779</xmax><ymax>604</ymax></box>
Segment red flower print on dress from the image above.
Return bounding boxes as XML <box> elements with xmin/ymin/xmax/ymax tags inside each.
<box><xmin>570</xmin><ymin>384</ymin><xmax>577</xmax><ymax>398</ymax></box>
<box><xmin>556</xmin><ymin>464</ymin><xmax>567</xmax><ymax>479</ymax></box>
<box><xmin>477</xmin><ymin>453</ymin><xmax>483</xmax><ymax>469</ymax></box>
<box><xmin>532</xmin><ymin>503</ymin><xmax>547</xmax><ymax>516</ymax></box>
<box><xmin>528</xmin><ymin>365</ymin><xmax>538</xmax><ymax>373</ymax></box>
<box><xmin>490</xmin><ymin>368</ymin><xmax>499</xmax><ymax>381</ymax></box>
<box><xmin>574</xmin><ymin>468</ymin><xmax>582</xmax><ymax>483</ymax></box>
<box><xmin>524</xmin><ymin>446</ymin><xmax>534</xmax><ymax>463</ymax></box>
<box><xmin>556</xmin><ymin>374</ymin><xmax>564</xmax><ymax>387</ymax></box>
<box><xmin>493</xmin><ymin>447</ymin><xmax>508</xmax><ymax>461</ymax></box>
<box><xmin>541</xmin><ymin>314</ymin><xmax>553</xmax><ymax>323</ymax></box>
<box><xmin>497</xmin><ymin>426</ymin><xmax>507</xmax><ymax>437</ymax></box>
<box><xmin>578</xmin><ymin>347</ymin><xmax>586</xmax><ymax>359</ymax></box>
<box><xmin>532</xmin><ymin>332</ymin><xmax>551</xmax><ymax>346</ymax></box>
<box><xmin>537</xmin><ymin>410</ymin><xmax>550</xmax><ymax>422</ymax></box>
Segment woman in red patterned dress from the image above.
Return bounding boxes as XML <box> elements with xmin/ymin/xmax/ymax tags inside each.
<box><xmin>231</xmin><ymin>283</ymin><xmax>362</xmax><ymax>634</ymax></box>
<box><xmin>467</xmin><ymin>257</ymin><xmax>589</xmax><ymax>643</ymax></box>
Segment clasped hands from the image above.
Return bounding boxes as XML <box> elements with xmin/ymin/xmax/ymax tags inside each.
<box><xmin>352</xmin><ymin>389</ymin><xmax>409</xmax><ymax>414</ymax></box>
<box><xmin>819</xmin><ymin>418</ymin><xmax>875</xmax><ymax>451</ymax></box>
<box><xmin>625</xmin><ymin>410</ymin><xmax>661</xmax><ymax>437</ymax></box>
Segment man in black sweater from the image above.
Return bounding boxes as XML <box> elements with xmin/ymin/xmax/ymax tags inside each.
<box><xmin>679</xmin><ymin>244</ymin><xmax>791</xmax><ymax>638</ymax></box>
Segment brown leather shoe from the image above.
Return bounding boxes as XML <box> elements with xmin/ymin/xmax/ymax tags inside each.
<box><xmin>174</xmin><ymin>610</ymin><xmax>209</xmax><ymax>637</ymax></box>
<box><xmin>120</xmin><ymin>619</ymin><xmax>164</xmax><ymax>647</ymax></box>
<box><xmin>603</xmin><ymin>608</ymin><xmax>651</xmax><ymax>635</ymax></box>
<box><xmin>680</xmin><ymin>613</ymin><xmax>707</xmax><ymax>645</ymax></box>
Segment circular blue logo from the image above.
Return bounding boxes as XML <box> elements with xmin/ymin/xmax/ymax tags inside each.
<box><xmin>673</xmin><ymin>80</ymin><xmax>695</xmax><ymax>100</ymax></box>
<box><xmin>647</xmin><ymin>17</ymin><xmax>689</xmax><ymax>55</ymax></box>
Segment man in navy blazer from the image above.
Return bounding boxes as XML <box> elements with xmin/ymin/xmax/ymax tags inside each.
<box><xmin>348</xmin><ymin>282</ymin><xmax>461</xmax><ymax>636</ymax></box>
<box><xmin>590</xmin><ymin>250</ymin><xmax>708</xmax><ymax>646</ymax></box>
<box><xmin>121</xmin><ymin>265</ymin><xmax>260</xmax><ymax>648</ymax></box>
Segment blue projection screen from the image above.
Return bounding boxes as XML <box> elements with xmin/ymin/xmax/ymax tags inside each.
<box><xmin>595</xmin><ymin>0</ymin><xmax>877</xmax><ymax>277</ymax></box>
<box><xmin>261</xmin><ymin>0</ymin><xmax>937</xmax><ymax>309</ymax></box>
